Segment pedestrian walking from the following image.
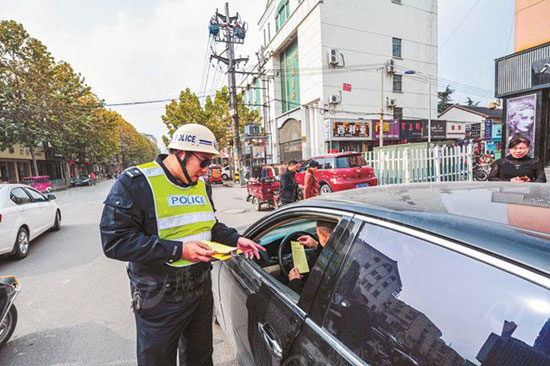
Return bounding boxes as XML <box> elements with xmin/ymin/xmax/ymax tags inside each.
<box><xmin>99</xmin><ymin>123</ymin><xmax>264</xmax><ymax>366</ymax></box>
<box><xmin>303</xmin><ymin>160</ymin><xmax>320</xmax><ymax>199</ymax></box>
<box><xmin>279</xmin><ymin>160</ymin><xmax>299</xmax><ymax>205</ymax></box>
<box><xmin>488</xmin><ymin>135</ymin><xmax>547</xmax><ymax>183</ymax></box>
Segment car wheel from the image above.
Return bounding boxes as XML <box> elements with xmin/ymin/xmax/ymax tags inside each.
<box><xmin>0</xmin><ymin>305</ymin><xmax>17</xmax><ymax>348</ymax></box>
<box><xmin>12</xmin><ymin>227</ymin><xmax>29</xmax><ymax>259</ymax></box>
<box><xmin>319</xmin><ymin>184</ymin><xmax>333</xmax><ymax>195</ymax></box>
<box><xmin>51</xmin><ymin>210</ymin><xmax>61</xmax><ymax>232</ymax></box>
<box><xmin>222</xmin><ymin>174</ymin><xmax>229</xmax><ymax>180</ymax></box>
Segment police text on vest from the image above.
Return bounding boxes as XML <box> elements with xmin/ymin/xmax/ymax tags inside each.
<box><xmin>168</xmin><ymin>195</ymin><xmax>207</xmax><ymax>206</ymax></box>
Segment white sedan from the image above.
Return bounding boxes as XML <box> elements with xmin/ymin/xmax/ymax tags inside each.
<box><xmin>0</xmin><ymin>184</ymin><xmax>61</xmax><ymax>259</ymax></box>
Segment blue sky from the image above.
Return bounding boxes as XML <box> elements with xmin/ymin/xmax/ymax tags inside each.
<box><xmin>1</xmin><ymin>0</ymin><xmax>516</xmax><ymax>147</ymax></box>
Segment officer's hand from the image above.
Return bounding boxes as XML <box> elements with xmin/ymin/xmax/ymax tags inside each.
<box><xmin>183</xmin><ymin>241</ymin><xmax>216</xmax><ymax>262</ymax></box>
<box><xmin>237</xmin><ymin>237</ymin><xmax>266</xmax><ymax>260</ymax></box>
<box><xmin>289</xmin><ymin>267</ymin><xmax>302</xmax><ymax>281</ymax></box>
<box><xmin>297</xmin><ymin>235</ymin><xmax>318</xmax><ymax>249</ymax></box>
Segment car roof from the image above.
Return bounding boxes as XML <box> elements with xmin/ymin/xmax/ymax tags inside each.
<box><xmin>290</xmin><ymin>182</ymin><xmax>550</xmax><ymax>276</ymax></box>
<box><xmin>22</xmin><ymin>175</ymin><xmax>49</xmax><ymax>179</ymax></box>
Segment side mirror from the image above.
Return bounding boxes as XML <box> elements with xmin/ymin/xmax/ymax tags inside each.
<box><xmin>47</xmin><ymin>194</ymin><xmax>56</xmax><ymax>200</ymax></box>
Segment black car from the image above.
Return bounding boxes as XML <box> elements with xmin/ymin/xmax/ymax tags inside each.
<box><xmin>212</xmin><ymin>182</ymin><xmax>550</xmax><ymax>366</ymax></box>
<box><xmin>70</xmin><ymin>175</ymin><xmax>96</xmax><ymax>187</ymax></box>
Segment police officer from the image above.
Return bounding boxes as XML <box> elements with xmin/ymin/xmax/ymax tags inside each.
<box><xmin>100</xmin><ymin>124</ymin><xmax>264</xmax><ymax>366</ymax></box>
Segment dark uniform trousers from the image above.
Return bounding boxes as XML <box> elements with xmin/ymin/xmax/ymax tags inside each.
<box><xmin>129</xmin><ymin>267</ymin><xmax>214</xmax><ymax>366</ymax></box>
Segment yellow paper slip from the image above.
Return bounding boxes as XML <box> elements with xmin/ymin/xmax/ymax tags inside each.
<box><xmin>291</xmin><ymin>241</ymin><xmax>310</xmax><ymax>274</ymax></box>
<box><xmin>201</xmin><ymin>240</ymin><xmax>241</xmax><ymax>261</ymax></box>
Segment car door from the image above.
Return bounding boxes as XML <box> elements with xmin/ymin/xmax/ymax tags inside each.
<box><xmin>215</xmin><ymin>211</ymin><xmax>355</xmax><ymax>365</ymax></box>
<box><xmin>0</xmin><ymin>188</ymin><xmax>23</xmax><ymax>254</ymax></box>
<box><xmin>5</xmin><ymin>187</ymin><xmax>33</xmax><ymax>242</ymax></box>
<box><xmin>17</xmin><ymin>186</ymin><xmax>46</xmax><ymax>237</ymax></box>
<box><xmin>24</xmin><ymin>187</ymin><xmax>54</xmax><ymax>234</ymax></box>
<box><xmin>289</xmin><ymin>217</ymin><xmax>550</xmax><ymax>366</ymax></box>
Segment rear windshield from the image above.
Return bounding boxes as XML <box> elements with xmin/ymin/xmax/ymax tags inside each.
<box><xmin>22</xmin><ymin>178</ymin><xmax>34</xmax><ymax>184</ymax></box>
<box><xmin>335</xmin><ymin>155</ymin><xmax>366</xmax><ymax>168</ymax></box>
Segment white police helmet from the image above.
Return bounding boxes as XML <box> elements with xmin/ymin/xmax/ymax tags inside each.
<box><xmin>168</xmin><ymin>124</ymin><xmax>220</xmax><ymax>155</ymax></box>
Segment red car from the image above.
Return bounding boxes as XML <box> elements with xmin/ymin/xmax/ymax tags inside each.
<box><xmin>295</xmin><ymin>153</ymin><xmax>377</xmax><ymax>195</ymax></box>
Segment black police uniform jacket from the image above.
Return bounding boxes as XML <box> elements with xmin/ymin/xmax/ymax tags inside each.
<box><xmin>99</xmin><ymin>155</ymin><xmax>241</xmax><ymax>285</ymax></box>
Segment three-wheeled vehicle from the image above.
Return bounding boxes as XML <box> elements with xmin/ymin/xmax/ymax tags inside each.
<box><xmin>246</xmin><ymin>166</ymin><xmax>280</xmax><ymax>211</ymax></box>
<box><xmin>207</xmin><ymin>165</ymin><xmax>224</xmax><ymax>185</ymax></box>
<box><xmin>21</xmin><ymin>175</ymin><xmax>52</xmax><ymax>193</ymax></box>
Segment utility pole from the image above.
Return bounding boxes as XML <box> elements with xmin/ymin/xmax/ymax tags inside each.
<box><xmin>209</xmin><ymin>2</ymin><xmax>248</xmax><ymax>185</ymax></box>
<box><xmin>379</xmin><ymin>66</ymin><xmax>385</xmax><ymax>147</ymax></box>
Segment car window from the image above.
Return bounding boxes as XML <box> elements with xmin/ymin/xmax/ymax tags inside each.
<box><xmin>323</xmin><ymin>158</ymin><xmax>334</xmax><ymax>169</ymax></box>
<box><xmin>323</xmin><ymin>222</ymin><xmax>550</xmax><ymax>365</ymax></box>
<box><xmin>10</xmin><ymin>187</ymin><xmax>32</xmax><ymax>205</ymax></box>
<box><xmin>22</xmin><ymin>178</ymin><xmax>34</xmax><ymax>184</ymax></box>
<box><xmin>25</xmin><ymin>187</ymin><xmax>47</xmax><ymax>202</ymax></box>
<box><xmin>297</xmin><ymin>160</ymin><xmax>311</xmax><ymax>172</ymax></box>
<box><xmin>334</xmin><ymin>154</ymin><xmax>365</xmax><ymax>168</ymax></box>
<box><xmin>313</xmin><ymin>158</ymin><xmax>325</xmax><ymax>169</ymax></box>
<box><xmin>251</xmin><ymin>216</ymin><xmax>342</xmax><ymax>297</ymax></box>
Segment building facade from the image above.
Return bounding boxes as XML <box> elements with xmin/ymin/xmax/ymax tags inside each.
<box><xmin>495</xmin><ymin>0</ymin><xmax>550</xmax><ymax>166</ymax></box>
<box><xmin>244</xmin><ymin>0</ymin><xmax>438</xmax><ymax>163</ymax></box>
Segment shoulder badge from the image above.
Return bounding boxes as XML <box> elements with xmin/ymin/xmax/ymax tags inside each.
<box><xmin>124</xmin><ymin>167</ymin><xmax>143</xmax><ymax>179</ymax></box>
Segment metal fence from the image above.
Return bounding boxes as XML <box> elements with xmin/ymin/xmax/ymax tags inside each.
<box><xmin>364</xmin><ymin>145</ymin><xmax>474</xmax><ymax>185</ymax></box>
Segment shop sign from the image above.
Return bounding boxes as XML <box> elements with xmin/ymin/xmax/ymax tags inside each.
<box><xmin>400</xmin><ymin>120</ymin><xmax>424</xmax><ymax>141</ymax></box>
<box><xmin>372</xmin><ymin>120</ymin><xmax>399</xmax><ymax>140</ymax></box>
<box><xmin>421</xmin><ymin>120</ymin><xmax>447</xmax><ymax>140</ymax></box>
<box><xmin>332</xmin><ymin>120</ymin><xmax>371</xmax><ymax>139</ymax></box>
<box><xmin>252</xmin><ymin>146</ymin><xmax>265</xmax><ymax>159</ymax></box>
<box><xmin>483</xmin><ymin>119</ymin><xmax>493</xmax><ymax>140</ymax></box>
<box><xmin>470</xmin><ymin>123</ymin><xmax>481</xmax><ymax>139</ymax></box>
<box><xmin>492</xmin><ymin>124</ymin><xmax>502</xmax><ymax>140</ymax></box>
<box><xmin>446</xmin><ymin>121</ymin><xmax>466</xmax><ymax>139</ymax></box>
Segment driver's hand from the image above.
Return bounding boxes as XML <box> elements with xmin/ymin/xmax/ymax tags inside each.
<box><xmin>289</xmin><ymin>267</ymin><xmax>302</xmax><ymax>281</ymax></box>
<box><xmin>297</xmin><ymin>235</ymin><xmax>318</xmax><ymax>249</ymax></box>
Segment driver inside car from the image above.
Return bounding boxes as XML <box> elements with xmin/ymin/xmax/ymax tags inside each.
<box><xmin>288</xmin><ymin>220</ymin><xmax>336</xmax><ymax>293</ymax></box>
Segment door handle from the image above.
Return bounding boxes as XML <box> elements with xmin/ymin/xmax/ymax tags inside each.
<box><xmin>258</xmin><ymin>322</ymin><xmax>282</xmax><ymax>359</ymax></box>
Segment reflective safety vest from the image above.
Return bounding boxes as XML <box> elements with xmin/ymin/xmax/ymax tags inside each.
<box><xmin>137</xmin><ymin>161</ymin><xmax>216</xmax><ymax>267</ymax></box>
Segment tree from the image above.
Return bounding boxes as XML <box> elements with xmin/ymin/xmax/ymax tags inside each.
<box><xmin>161</xmin><ymin>86</ymin><xmax>262</xmax><ymax>151</ymax></box>
<box><xmin>0</xmin><ymin>20</ymin><xmax>56</xmax><ymax>175</ymax></box>
<box><xmin>437</xmin><ymin>84</ymin><xmax>455</xmax><ymax>114</ymax></box>
<box><xmin>466</xmin><ymin>97</ymin><xmax>480</xmax><ymax>106</ymax></box>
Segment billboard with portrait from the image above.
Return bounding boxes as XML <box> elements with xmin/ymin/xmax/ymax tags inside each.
<box><xmin>506</xmin><ymin>94</ymin><xmax>536</xmax><ymax>156</ymax></box>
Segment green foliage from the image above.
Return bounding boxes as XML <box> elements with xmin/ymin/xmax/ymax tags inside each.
<box><xmin>437</xmin><ymin>84</ymin><xmax>455</xmax><ymax>114</ymax></box>
<box><xmin>466</xmin><ymin>97</ymin><xmax>480</xmax><ymax>106</ymax></box>
<box><xmin>162</xmin><ymin>86</ymin><xmax>262</xmax><ymax>150</ymax></box>
<box><xmin>0</xmin><ymin>20</ymin><xmax>157</xmax><ymax>173</ymax></box>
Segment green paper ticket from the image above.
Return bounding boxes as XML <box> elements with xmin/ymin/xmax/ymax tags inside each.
<box><xmin>291</xmin><ymin>241</ymin><xmax>310</xmax><ymax>274</ymax></box>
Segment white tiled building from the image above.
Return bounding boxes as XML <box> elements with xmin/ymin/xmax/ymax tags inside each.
<box><xmin>242</xmin><ymin>0</ymin><xmax>438</xmax><ymax>163</ymax></box>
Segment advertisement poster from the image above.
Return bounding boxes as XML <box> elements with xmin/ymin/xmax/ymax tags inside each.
<box><xmin>506</xmin><ymin>94</ymin><xmax>536</xmax><ymax>156</ymax></box>
<box><xmin>372</xmin><ymin>120</ymin><xmax>400</xmax><ymax>140</ymax></box>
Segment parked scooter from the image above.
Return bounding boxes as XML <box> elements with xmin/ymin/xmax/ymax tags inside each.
<box><xmin>0</xmin><ymin>276</ymin><xmax>20</xmax><ymax>348</ymax></box>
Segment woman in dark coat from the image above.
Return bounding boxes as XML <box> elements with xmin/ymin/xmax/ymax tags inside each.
<box><xmin>488</xmin><ymin>135</ymin><xmax>547</xmax><ymax>183</ymax></box>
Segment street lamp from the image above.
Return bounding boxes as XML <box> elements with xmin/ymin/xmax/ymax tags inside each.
<box><xmin>404</xmin><ymin>70</ymin><xmax>433</xmax><ymax>143</ymax></box>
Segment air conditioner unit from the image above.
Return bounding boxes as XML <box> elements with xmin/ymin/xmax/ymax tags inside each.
<box><xmin>328</xmin><ymin>49</ymin><xmax>341</xmax><ymax>66</ymax></box>
<box><xmin>386</xmin><ymin>59</ymin><xmax>395</xmax><ymax>74</ymax></box>
<box><xmin>328</xmin><ymin>94</ymin><xmax>341</xmax><ymax>104</ymax></box>
<box><xmin>387</xmin><ymin>98</ymin><xmax>397</xmax><ymax>107</ymax></box>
